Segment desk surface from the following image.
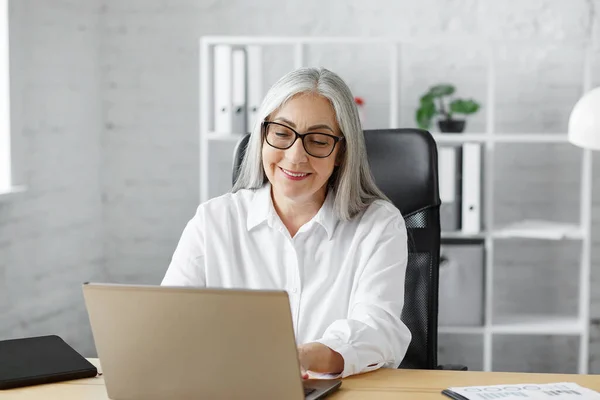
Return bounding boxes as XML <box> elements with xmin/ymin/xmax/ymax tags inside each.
<box><xmin>2</xmin><ymin>359</ymin><xmax>599</xmax><ymax>399</ymax></box>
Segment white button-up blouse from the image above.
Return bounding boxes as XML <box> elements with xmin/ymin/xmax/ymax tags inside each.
<box><xmin>161</xmin><ymin>183</ymin><xmax>411</xmax><ymax>377</ymax></box>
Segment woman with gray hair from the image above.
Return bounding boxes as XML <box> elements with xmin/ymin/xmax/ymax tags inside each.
<box><xmin>162</xmin><ymin>67</ymin><xmax>411</xmax><ymax>378</ymax></box>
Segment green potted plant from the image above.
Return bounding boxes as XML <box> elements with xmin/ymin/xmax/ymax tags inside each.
<box><xmin>416</xmin><ymin>84</ymin><xmax>480</xmax><ymax>133</ymax></box>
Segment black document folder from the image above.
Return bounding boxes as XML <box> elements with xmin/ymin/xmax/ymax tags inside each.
<box><xmin>0</xmin><ymin>335</ymin><xmax>98</xmax><ymax>389</ymax></box>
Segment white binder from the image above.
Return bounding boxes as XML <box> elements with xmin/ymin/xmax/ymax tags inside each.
<box><xmin>214</xmin><ymin>45</ymin><xmax>232</xmax><ymax>133</ymax></box>
<box><xmin>439</xmin><ymin>146</ymin><xmax>461</xmax><ymax>231</ymax></box>
<box><xmin>231</xmin><ymin>47</ymin><xmax>247</xmax><ymax>134</ymax></box>
<box><xmin>214</xmin><ymin>45</ymin><xmax>261</xmax><ymax>134</ymax></box>
<box><xmin>461</xmin><ymin>143</ymin><xmax>482</xmax><ymax>234</ymax></box>
<box><xmin>439</xmin><ymin>147</ymin><xmax>457</xmax><ymax>203</ymax></box>
<box><xmin>245</xmin><ymin>46</ymin><xmax>263</xmax><ymax>132</ymax></box>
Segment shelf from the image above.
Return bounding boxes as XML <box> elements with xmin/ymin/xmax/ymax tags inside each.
<box><xmin>432</xmin><ymin>133</ymin><xmax>570</xmax><ymax>145</ymax></box>
<box><xmin>439</xmin><ymin>326</ymin><xmax>485</xmax><ymax>335</ymax></box>
<box><xmin>493</xmin><ymin>134</ymin><xmax>570</xmax><ymax>143</ymax></box>
<box><xmin>202</xmin><ymin>35</ymin><xmax>592</xmax><ymax>47</ymax></box>
<box><xmin>491</xmin><ymin>315</ymin><xmax>583</xmax><ymax>335</ymax></box>
<box><xmin>492</xmin><ymin>220</ymin><xmax>583</xmax><ymax>240</ymax></box>
<box><xmin>432</xmin><ymin>134</ymin><xmax>488</xmax><ymax>144</ymax></box>
<box><xmin>206</xmin><ymin>132</ymin><xmax>246</xmax><ymax>142</ymax></box>
<box><xmin>441</xmin><ymin>231</ymin><xmax>486</xmax><ymax>240</ymax></box>
<box><xmin>440</xmin><ymin>317</ymin><xmax>583</xmax><ymax>336</ymax></box>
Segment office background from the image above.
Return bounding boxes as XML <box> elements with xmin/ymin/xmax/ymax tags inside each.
<box><xmin>1</xmin><ymin>0</ymin><xmax>600</xmax><ymax>373</ymax></box>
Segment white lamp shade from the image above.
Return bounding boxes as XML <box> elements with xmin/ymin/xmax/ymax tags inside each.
<box><xmin>568</xmin><ymin>86</ymin><xmax>600</xmax><ymax>150</ymax></box>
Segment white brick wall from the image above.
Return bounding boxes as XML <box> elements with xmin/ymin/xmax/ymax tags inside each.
<box><xmin>0</xmin><ymin>0</ymin><xmax>104</xmax><ymax>356</ymax></box>
<box><xmin>1</xmin><ymin>0</ymin><xmax>600</xmax><ymax>369</ymax></box>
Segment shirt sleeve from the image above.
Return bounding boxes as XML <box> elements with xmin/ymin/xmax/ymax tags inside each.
<box><xmin>161</xmin><ymin>206</ymin><xmax>206</xmax><ymax>287</ymax></box>
<box><xmin>314</xmin><ymin>211</ymin><xmax>411</xmax><ymax>378</ymax></box>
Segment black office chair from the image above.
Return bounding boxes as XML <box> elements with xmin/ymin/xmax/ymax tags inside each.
<box><xmin>231</xmin><ymin>129</ymin><xmax>465</xmax><ymax>371</ymax></box>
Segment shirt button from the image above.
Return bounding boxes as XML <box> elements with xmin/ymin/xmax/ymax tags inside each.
<box><xmin>292</xmin><ymin>288</ymin><xmax>298</xmax><ymax>294</ymax></box>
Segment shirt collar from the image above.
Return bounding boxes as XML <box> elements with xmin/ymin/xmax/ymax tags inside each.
<box><xmin>246</xmin><ymin>183</ymin><xmax>274</xmax><ymax>231</ymax></box>
<box><xmin>312</xmin><ymin>189</ymin><xmax>337</xmax><ymax>240</ymax></box>
<box><xmin>246</xmin><ymin>183</ymin><xmax>338</xmax><ymax>240</ymax></box>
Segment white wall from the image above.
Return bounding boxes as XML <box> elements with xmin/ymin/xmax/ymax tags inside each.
<box><xmin>0</xmin><ymin>0</ymin><xmax>105</xmax><ymax>356</ymax></box>
<box><xmin>1</xmin><ymin>0</ymin><xmax>600</xmax><ymax>370</ymax></box>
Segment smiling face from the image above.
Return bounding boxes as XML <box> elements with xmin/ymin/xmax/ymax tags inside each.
<box><xmin>262</xmin><ymin>93</ymin><xmax>343</xmax><ymax>206</ymax></box>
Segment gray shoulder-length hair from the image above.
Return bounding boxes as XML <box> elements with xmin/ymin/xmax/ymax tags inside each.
<box><xmin>232</xmin><ymin>67</ymin><xmax>390</xmax><ymax>221</ymax></box>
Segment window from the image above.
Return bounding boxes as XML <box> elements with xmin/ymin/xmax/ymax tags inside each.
<box><xmin>0</xmin><ymin>0</ymin><xmax>10</xmax><ymax>193</ymax></box>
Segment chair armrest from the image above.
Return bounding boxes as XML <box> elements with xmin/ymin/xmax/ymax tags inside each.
<box><xmin>436</xmin><ymin>364</ymin><xmax>468</xmax><ymax>371</ymax></box>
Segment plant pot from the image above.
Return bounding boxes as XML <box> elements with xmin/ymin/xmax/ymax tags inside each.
<box><xmin>438</xmin><ymin>119</ymin><xmax>466</xmax><ymax>133</ymax></box>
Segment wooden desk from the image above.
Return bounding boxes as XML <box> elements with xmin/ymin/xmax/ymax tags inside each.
<box><xmin>2</xmin><ymin>359</ymin><xmax>599</xmax><ymax>399</ymax></box>
<box><xmin>337</xmin><ymin>368</ymin><xmax>600</xmax><ymax>399</ymax></box>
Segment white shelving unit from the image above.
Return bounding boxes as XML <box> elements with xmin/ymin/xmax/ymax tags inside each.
<box><xmin>199</xmin><ymin>35</ymin><xmax>594</xmax><ymax>373</ymax></box>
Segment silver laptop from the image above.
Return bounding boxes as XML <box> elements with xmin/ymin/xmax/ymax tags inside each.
<box><xmin>82</xmin><ymin>283</ymin><xmax>341</xmax><ymax>400</ymax></box>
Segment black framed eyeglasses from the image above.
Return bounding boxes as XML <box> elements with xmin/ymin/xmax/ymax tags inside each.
<box><xmin>262</xmin><ymin>121</ymin><xmax>345</xmax><ymax>158</ymax></box>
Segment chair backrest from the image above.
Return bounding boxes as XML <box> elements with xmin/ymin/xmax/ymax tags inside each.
<box><xmin>231</xmin><ymin>129</ymin><xmax>441</xmax><ymax>370</ymax></box>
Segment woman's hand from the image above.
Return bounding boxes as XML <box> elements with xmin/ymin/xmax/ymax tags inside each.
<box><xmin>298</xmin><ymin>342</ymin><xmax>344</xmax><ymax>376</ymax></box>
<box><xmin>300</xmin><ymin>366</ymin><xmax>309</xmax><ymax>380</ymax></box>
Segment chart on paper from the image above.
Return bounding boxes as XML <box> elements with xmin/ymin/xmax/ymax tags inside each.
<box><xmin>443</xmin><ymin>382</ymin><xmax>600</xmax><ymax>400</ymax></box>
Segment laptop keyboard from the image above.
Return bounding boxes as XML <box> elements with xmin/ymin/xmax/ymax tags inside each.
<box><xmin>304</xmin><ymin>386</ymin><xmax>316</xmax><ymax>397</ymax></box>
